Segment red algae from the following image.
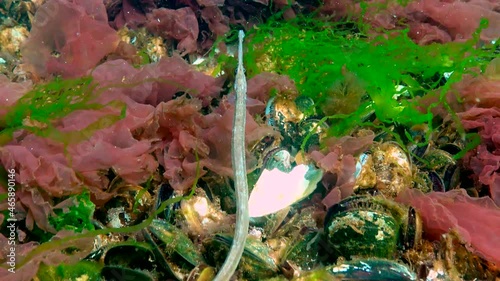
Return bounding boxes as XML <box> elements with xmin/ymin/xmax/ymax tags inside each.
<box><xmin>0</xmin><ymin>75</ymin><xmax>32</xmax><ymax>125</ymax></box>
<box><xmin>460</xmin><ymin>107</ymin><xmax>500</xmax><ymax>206</ymax></box>
<box><xmin>21</xmin><ymin>0</ymin><xmax>120</xmax><ymax>78</ymax></box>
<box><xmin>310</xmin><ymin>132</ymin><xmax>375</xmax><ymax>208</ymax></box>
<box><xmin>319</xmin><ymin>0</ymin><xmax>500</xmax><ymax>43</ymax></box>
<box><xmin>146</xmin><ymin>8</ymin><xmax>199</xmax><ymax>56</ymax></box>
<box><xmin>397</xmin><ymin>188</ymin><xmax>500</xmax><ymax>266</ymax></box>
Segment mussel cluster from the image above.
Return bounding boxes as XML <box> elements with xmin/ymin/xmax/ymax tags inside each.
<box><xmin>77</xmin><ymin>93</ymin><xmax>496</xmax><ymax>281</ymax></box>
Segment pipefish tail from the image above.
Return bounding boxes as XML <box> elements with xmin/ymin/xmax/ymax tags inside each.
<box><xmin>213</xmin><ymin>30</ymin><xmax>249</xmax><ymax>281</ymax></box>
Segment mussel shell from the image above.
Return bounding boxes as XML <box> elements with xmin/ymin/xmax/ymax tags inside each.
<box><xmin>324</xmin><ymin>196</ymin><xmax>403</xmax><ymax>260</ymax></box>
<box><xmin>421</xmin><ymin>148</ymin><xmax>460</xmax><ymax>190</ymax></box>
<box><xmin>399</xmin><ymin>206</ymin><xmax>422</xmax><ymax>251</ymax></box>
<box><xmin>438</xmin><ymin>143</ymin><xmax>463</xmax><ymax>155</ymax></box>
<box><xmin>422</xmin><ymin>149</ymin><xmax>456</xmax><ymax>171</ymax></box>
<box><xmin>147</xmin><ymin>219</ymin><xmax>205</xmax><ymax>267</ymax></box>
<box><xmin>178</xmin><ymin>188</ymin><xmax>233</xmax><ymax>237</ymax></box>
<box><xmin>407</xmin><ymin>123</ymin><xmax>429</xmax><ymax>144</ymax></box>
<box><xmin>141</xmin><ymin>219</ymin><xmax>205</xmax><ymax>280</ymax></box>
<box><xmin>101</xmin><ymin>265</ymin><xmax>155</xmax><ymax>281</ymax></box>
<box><xmin>281</xmin><ymin>229</ymin><xmax>320</xmax><ymax>272</ymax></box>
<box><xmin>250</xmin><ymin>207</ymin><xmax>290</xmax><ymax>239</ymax></box>
<box><xmin>292</xmin><ymin>259</ymin><xmax>416</xmax><ymax>281</ymax></box>
<box><xmin>442</xmin><ymin>164</ymin><xmax>460</xmax><ymax>191</ymax></box>
<box><xmin>297</xmin><ymin>118</ymin><xmax>329</xmax><ymax>151</ymax></box>
<box><xmin>187</xmin><ymin>264</ymin><xmax>216</xmax><ymax>281</ymax></box>
<box><xmin>265</xmin><ymin>96</ymin><xmax>306</xmax><ymax>148</ymax></box>
<box><xmin>354</xmin><ymin>142</ymin><xmax>413</xmax><ymax>198</ymax></box>
<box><xmin>262</xmin><ymin>147</ymin><xmax>294</xmax><ymax>173</ymax></box>
<box><xmin>294</xmin><ymin>96</ymin><xmax>316</xmax><ymax>118</ymax></box>
<box><xmin>326</xmin><ymin>258</ymin><xmax>417</xmax><ymax>281</ymax></box>
<box><xmin>99</xmin><ymin>184</ymin><xmax>154</xmax><ymax>228</ymax></box>
<box><xmin>409</xmin><ymin>143</ymin><xmax>430</xmax><ymax>159</ymax></box>
<box><xmin>266</xmin><ymin>96</ymin><xmax>304</xmax><ymax>126</ymax></box>
<box><xmin>103</xmin><ymin>242</ymin><xmax>156</xmax><ymax>270</ymax></box>
<box><xmin>203</xmin><ymin>234</ymin><xmax>279</xmax><ymax>280</ymax></box>
<box><xmin>156</xmin><ymin>183</ymin><xmax>182</xmax><ymax>221</ymax></box>
<box><xmin>250</xmin><ymin>135</ymin><xmax>282</xmax><ymax>171</ymax></box>
<box><xmin>427</xmin><ymin>170</ymin><xmax>446</xmax><ymax>192</ymax></box>
<box><xmin>100</xmin><ymin>242</ymin><xmax>158</xmax><ymax>280</ymax></box>
<box><xmin>36</xmin><ymin>261</ymin><xmax>103</xmax><ymax>281</ymax></box>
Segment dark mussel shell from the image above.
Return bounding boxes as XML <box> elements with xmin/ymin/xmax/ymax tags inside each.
<box><xmin>203</xmin><ymin>234</ymin><xmax>279</xmax><ymax>280</ymax></box>
<box><xmin>101</xmin><ymin>242</ymin><xmax>157</xmax><ymax>281</ymax></box>
<box><xmin>323</xmin><ymin>195</ymin><xmax>420</xmax><ymax>261</ymax></box>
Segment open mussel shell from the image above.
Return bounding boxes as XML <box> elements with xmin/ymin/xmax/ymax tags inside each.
<box><xmin>250</xmin><ymin>135</ymin><xmax>283</xmax><ymax>172</ymax></box>
<box><xmin>323</xmin><ymin>195</ymin><xmax>419</xmax><ymax>261</ymax></box>
<box><xmin>248</xmin><ymin>164</ymin><xmax>323</xmax><ymax>218</ymax></box>
<box><xmin>203</xmin><ymin>234</ymin><xmax>279</xmax><ymax>280</ymax></box>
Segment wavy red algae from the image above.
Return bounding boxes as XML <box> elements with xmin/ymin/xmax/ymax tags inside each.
<box><xmin>319</xmin><ymin>0</ymin><xmax>500</xmax><ymax>43</ymax></box>
<box><xmin>21</xmin><ymin>0</ymin><xmax>120</xmax><ymax>78</ymax></box>
<box><xmin>397</xmin><ymin>188</ymin><xmax>500</xmax><ymax>266</ymax></box>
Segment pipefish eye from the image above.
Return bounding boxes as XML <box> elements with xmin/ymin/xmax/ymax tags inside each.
<box><xmin>233</xmin><ymin>67</ymin><xmax>246</xmax><ymax>77</ymax></box>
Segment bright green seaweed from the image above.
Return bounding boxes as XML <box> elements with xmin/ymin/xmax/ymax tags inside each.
<box><xmin>244</xmin><ymin>15</ymin><xmax>496</xmax><ymax>138</ymax></box>
<box><xmin>48</xmin><ymin>191</ymin><xmax>96</xmax><ymax>234</ymax></box>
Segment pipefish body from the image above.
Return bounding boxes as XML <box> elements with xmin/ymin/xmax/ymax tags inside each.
<box><xmin>213</xmin><ymin>30</ymin><xmax>249</xmax><ymax>281</ymax></box>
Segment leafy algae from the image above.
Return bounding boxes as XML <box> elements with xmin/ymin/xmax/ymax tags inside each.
<box><xmin>244</xmin><ymin>15</ymin><xmax>496</xmax><ymax>138</ymax></box>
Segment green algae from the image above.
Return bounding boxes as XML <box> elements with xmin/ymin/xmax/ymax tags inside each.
<box><xmin>49</xmin><ymin>191</ymin><xmax>96</xmax><ymax>234</ymax></box>
<box><xmin>0</xmin><ymin>76</ymin><xmax>127</xmax><ymax>147</ymax></box>
<box><xmin>244</xmin><ymin>15</ymin><xmax>495</xmax><ymax>139</ymax></box>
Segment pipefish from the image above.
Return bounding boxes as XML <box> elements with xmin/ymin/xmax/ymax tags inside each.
<box><xmin>213</xmin><ymin>30</ymin><xmax>249</xmax><ymax>281</ymax></box>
